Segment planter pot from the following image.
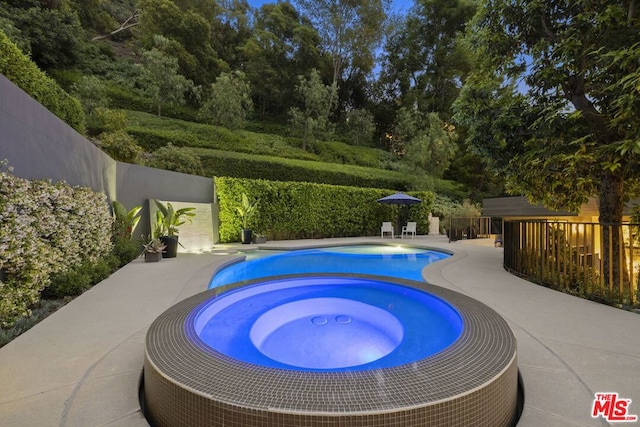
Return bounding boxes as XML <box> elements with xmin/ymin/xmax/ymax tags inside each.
<box><xmin>160</xmin><ymin>236</ymin><xmax>178</xmax><ymax>258</ymax></box>
<box><xmin>241</xmin><ymin>229</ymin><xmax>252</xmax><ymax>244</ymax></box>
<box><xmin>145</xmin><ymin>251</ymin><xmax>163</xmax><ymax>262</ymax></box>
<box><xmin>253</xmin><ymin>236</ymin><xmax>267</xmax><ymax>244</ymax></box>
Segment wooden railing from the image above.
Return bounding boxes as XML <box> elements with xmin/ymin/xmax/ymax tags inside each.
<box><xmin>504</xmin><ymin>220</ymin><xmax>640</xmax><ymax>306</ymax></box>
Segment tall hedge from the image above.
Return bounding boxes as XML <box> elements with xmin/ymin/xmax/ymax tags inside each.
<box><xmin>199</xmin><ymin>149</ymin><xmax>411</xmax><ymax>190</ymax></box>
<box><xmin>0</xmin><ymin>29</ymin><xmax>85</xmax><ymax>133</ymax></box>
<box><xmin>216</xmin><ymin>177</ymin><xmax>434</xmax><ymax>242</ymax></box>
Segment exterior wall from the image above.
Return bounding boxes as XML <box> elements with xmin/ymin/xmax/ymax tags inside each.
<box><xmin>0</xmin><ymin>75</ymin><xmax>219</xmax><ymax>244</ymax></box>
<box><xmin>116</xmin><ymin>163</ymin><xmax>216</xmax><ymax>241</ymax></box>
<box><xmin>0</xmin><ymin>75</ymin><xmax>117</xmax><ymax>198</ymax></box>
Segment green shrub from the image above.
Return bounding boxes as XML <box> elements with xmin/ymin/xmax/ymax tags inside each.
<box><xmin>89</xmin><ymin>107</ymin><xmax>128</xmax><ymax>133</ymax></box>
<box><xmin>0</xmin><ymin>299</ymin><xmax>66</xmax><ymax>348</ymax></box>
<box><xmin>308</xmin><ymin>140</ymin><xmax>382</xmax><ymax>168</ymax></box>
<box><xmin>429</xmin><ymin>177</ymin><xmax>470</xmax><ymax>200</ymax></box>
<box><xmin>127</xmin><ymin>127</ymin><xmax>200</xmax><ymax>151</ymax></box>
<box><xmin>216</xmin><ymin>177</ymin><xmax>434</xmax><ymax>242</ymax></box>
<box><xmin>43</xmin><ymin>256</ymin><xmax>117</xmax><ymax>299</ymax></box>
<box><xmin>43</xmin><ymin>262</ymin><xmax>94</xmax><ymax>298</ymax></box>
<box><xmin>147</xmin><ymin>144</ymin><xmax>203</xmax><ymax>175</ymax></box>
<box><xmin>48</xmin><ymin>69</ymin><xmax>84</xmax><ymax>92</ymax></box>
<box><xmin>0</xmin><ymin>164</ymin><xmax>112</xmax><ymax>328</ymax></box>
<box><xmin>112</xmin><ymin>237</ymin><xmax>141</xmax><ymax>268</ymax></box>
<box><xmin>0</xmin><ymin>29</ymin><xmax>85</xmax><ymax>133</ymax></box>
<box><xmin>104</xmin><ymin>82</ymin><xmax>152</xmax><ymax>112</ymax></box>
<box><xmin>105</xmin><ymin>83</ymin><xmax>199</xmax><ymax>122</ymax></box>
<box><xmin>244</xmin><ymin>119</ymin><xmax>291</xmax><ymax>136</ymax></box>
<box><xmin>194</xmin><ymin>149</ymin><xmax>411</xmax><ymax>190</ymax></box>
<box><xmin>98</xmin><ymin>130</ymin><xmax>143</xmax><ymax>163</ymax></box>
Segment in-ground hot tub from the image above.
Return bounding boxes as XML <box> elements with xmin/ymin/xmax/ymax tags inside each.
<box><xmin>144</xmin><ymin>274</ymin><xmax>518</xmax><ymax>427</ymax></box>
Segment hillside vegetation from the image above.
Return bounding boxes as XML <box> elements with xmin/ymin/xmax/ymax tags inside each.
<box><xmin>124</xmin><ymin>111</ymin><xmax>387</xmax><ymax>168</ymax></box>
<box><xmin>0</xmin><ymin>0</ymin><xmax>507</xmax><ymax>201</ymax></box>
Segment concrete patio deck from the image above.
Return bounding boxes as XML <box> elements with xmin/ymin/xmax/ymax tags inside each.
<box><xmin>0</xmin><ymin>235</ymin><xmax>638</xmax><ymax>426</ymax></box>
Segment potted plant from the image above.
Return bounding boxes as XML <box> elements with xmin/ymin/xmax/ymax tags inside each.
<box><xmin>236</xmin><ymin>193</ymin><xmax>258</xmax><ymax>244</ymax></box>
<box><xmin>141</xmin><ymin>235</ymin><xmax>166</xmax><ymax>262</ymax></box>
<box><xmin>252</xmin><ymin>232</ymin><xmax>267</xmax><ymax>244</ymax></box>
<box><xmin>152</xmin><ymin>199</ymin><xmax>196</xmax><ymax>258</ymax></box>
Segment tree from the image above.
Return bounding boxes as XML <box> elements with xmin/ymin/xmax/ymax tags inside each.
<box><xmin>454</xmin><ymin>0</ymin><xmax>640</xmax><ymax>287</ymax></box>
<box><xmin>90</xmin><ymin>9</ymin><xmax>138</xmax><ymax>41</ymax></box>
<box><xmin>199</xmin><ymin>71</ymin><xmax>253</xmax><ymax>130</ymax></box>
<box><xmin>289</xmin><ymin>69</ymin><xmax>338</xmax><ymax>150</ymax></box>
<box><xmin>456</xmin><ymin>0</ymin><xmax>640</xmax><ymax>221</ymax></box>
<box><xmin>379</xmin><ymin>0</ymin><xmax>476</xmax><ymax>116</ymax></box>
<box><xmin>241</xmin><ymin>2</ymin><xmax>323</xmax><ymax>117</ymax></box>
<box><xmin>0</xmin><ymin>16</ymin><xmax>30</xmax><ymax>53</ymax></box>
<box><xmin>295</xmin><ymin>0</ymin><xmax>389</xmax><ymax>89</ymax></box>
<box><xmin>137</xmin><ymin>0</ymin><xmax>221</xmax><ymax>85</ymax></box>
<box><xmin>137</xmin><ymin>35</ymin><xmax>194</xmax><ymax>116</ymax></box>
<box><xmin>346</xmin><ymin>108</ymin><xmax>375</xmax><ymax>146</ymax></box>
<box><xmin>394</xmin><ymin>108</ymin><xmax>457</xmax><ymax>179</ymax></box>
<box><xmin>70</xmin><ymin>0</ymin><xmax>122</xmax><ymax>36</ymax></box>
<box><xmin>0</xmin><ymin>0</ymin><xmax>85</xmax><ymax>70</ymax></box>
<box><xmin>209</xmin><ymin>0</ymin><xmax>252</xmax><ymax>70</ymax></box>
<box><xmin>73</xmin><ymin>75</ymin><xmax>107</xmax><ymax>115</ymax></box>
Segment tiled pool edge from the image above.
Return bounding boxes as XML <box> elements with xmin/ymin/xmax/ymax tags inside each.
<box><xmin>143</xmin><ymin>274</ymin><xmax>518</xmax><ymax>427</ymax></box>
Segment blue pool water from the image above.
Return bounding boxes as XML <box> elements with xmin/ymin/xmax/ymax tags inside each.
<box><xmin>191</xmin><ymin>245</ymin><xmax>460</xmax><ymax>371</ymax></box>
<box><xmin>209</xmin><ymin>245</ymin><xmax>451</xmax><ymax>288</ymax></box>
<box><xmin>192</xmin><ymin>276</ymin><xmax>463</xmax><ymax>371</ymax></box>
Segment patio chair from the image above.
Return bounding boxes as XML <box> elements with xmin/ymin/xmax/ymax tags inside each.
<box><xmin>381</xmin><ymin>222</ymin><xmax>394</xmax><ymax>238</ymax></box>
<box><xmin>401</xmin><ymin>222</ymin><xmax>417</xmax><ymax>239</ymax></box>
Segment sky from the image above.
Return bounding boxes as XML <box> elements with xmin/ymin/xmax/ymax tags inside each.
<box><xmin>246</xmin><ymin>0</ymin><xmax>413</xmax><ymax>15</ymax></box>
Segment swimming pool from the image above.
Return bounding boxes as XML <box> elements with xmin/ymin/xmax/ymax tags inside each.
<box><xmin>144</xmin><ymin>243</ymin><xmax>519</xmax><ymax>426</ymax></box>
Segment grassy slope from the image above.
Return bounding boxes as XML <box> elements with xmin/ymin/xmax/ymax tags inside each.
<box><xmin>123</xmin><ymin>110</ymin><xmax>473</xmax><ymax>196</ymax></box>
<box><xmin>125</xmin><ymin>110</ymin><xmax>388</xmax><ymax>168</ymax></box>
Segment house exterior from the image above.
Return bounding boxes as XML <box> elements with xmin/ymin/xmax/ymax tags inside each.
<box><xmin>482</xmin><ymin>196</ymin><xmax>637</xmax><ymax>223</ymax></box>
<box><xmin>483</xmin><ymin>196</ymin><xmax>640</xmax><ymax>306</ymax></box>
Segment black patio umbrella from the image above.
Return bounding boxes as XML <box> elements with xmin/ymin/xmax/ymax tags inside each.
<box><xmin>377</xmin><ymin>193</ymin><xmax>422</xmax><ymax>236</ymax></box>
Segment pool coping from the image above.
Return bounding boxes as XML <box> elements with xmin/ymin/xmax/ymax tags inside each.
<box><xmin>145</xmin><ymin>273</ymin><xmax>517</xmax><ymax>419</ymax></box>
<box><xmin>1</xmin><ymin>235</ymin><xmax>639</xmax><ymax>426</ymax></box>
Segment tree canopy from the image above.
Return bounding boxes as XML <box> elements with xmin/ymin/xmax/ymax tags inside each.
<box><xmin>380</xmin><ymin>0</ymin><xmax>476</xmax><ymax>116</ymax></box>
<box><xmin>295</xmin><ymin>0</ymin><xmax>390</xmax><ymax>87</ymax></box>
<box><xmin>241</xmin><ymin>2</ymin><xmax>323</xmax><ymax>117</ymax></box>
<box><xmin>454</xmin><ymin>0</ymin><xmax>640</xmax><ymax>223</ymax></box>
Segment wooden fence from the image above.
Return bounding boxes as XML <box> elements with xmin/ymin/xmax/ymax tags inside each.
<box><xmin>504</xmin><ymin>220</ymin><xmax>640</xmax><ymax>306</ymax></box>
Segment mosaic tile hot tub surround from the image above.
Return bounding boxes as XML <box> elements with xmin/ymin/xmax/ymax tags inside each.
<box><xmin>144</xmin><ymin>274</ymin><xmax>518</xmax><ymax>427</ymax></box>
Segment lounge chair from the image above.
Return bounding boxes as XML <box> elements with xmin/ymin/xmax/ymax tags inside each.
<box><xmin>381</xmin><ymin>222</ymin><xmax>394</xmax><ymax>238</ymax></box>
<box><xmin>401</xmin><ymin>222</ymin><xmax>417</xmax><ymax>239</ymax></box>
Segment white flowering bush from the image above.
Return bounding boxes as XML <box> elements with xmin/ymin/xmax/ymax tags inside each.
<box><xmin>0</xmin><ymin>163</ymin><xmax>113</xmax><ymax>327</ymax></box>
